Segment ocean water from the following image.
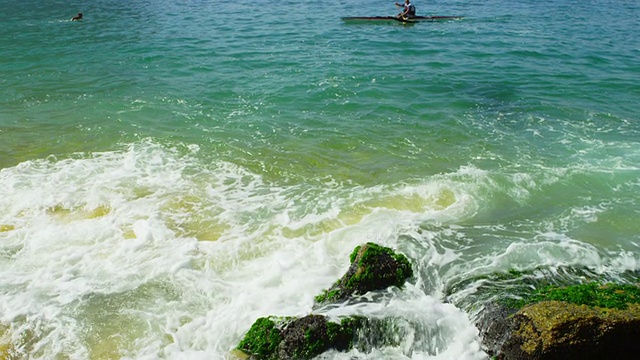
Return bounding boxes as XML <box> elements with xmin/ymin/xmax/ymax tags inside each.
<box><xmin>1</xmin><ymin>0</ymin><xmax>639</xmax><ymax>358</ymax></box>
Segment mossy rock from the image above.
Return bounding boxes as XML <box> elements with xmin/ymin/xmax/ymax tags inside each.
<box><xmin>494</xmin><ymin>301</ymin><xmax>640</xmax><ymax>360</ymax></box>
<box><xmin>236</xmin><ymin>315</ymin><xmax>366</xmax><ymax>359</ymax></box>
<box><xmin>315</xmin><ymin>243</ymin><xmax>413</xmax><ymax>306</ymax></box>
<box><xmin>478</xmin><ymin>282</ymin><xmax>640</xmax><ymax>360</ymax></box>
<box><xmin>277</xmin><ymin>315</ymin><xmax>364</xmax><ymax>359</ymax></box>
<box><xmin>237</xmin><ymin>316</ymin><xmax>286</xmax><ymax>358</ymax></box>
<box><xmin>237</xmin><ymin>243</ymin><xmax>414</xmax><ymax>359</ymax></box>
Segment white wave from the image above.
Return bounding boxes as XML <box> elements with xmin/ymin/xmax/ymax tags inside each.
<box><xmin>0</xmin><ymin>140</ymin><xmax>495</xmax><ymax>359</ymax></box>
<box><xmin>1</xmin><ymin>139</ymin><xmax>633</xmax><ymax>359</ymax></box>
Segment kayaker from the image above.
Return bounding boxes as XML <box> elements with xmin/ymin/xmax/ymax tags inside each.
<box><xmin>395</xmin><ymin>0</ymin><xmax>416</xmax><ymax>19</ymax></box>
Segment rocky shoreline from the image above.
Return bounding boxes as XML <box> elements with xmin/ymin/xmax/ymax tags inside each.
<box><xmin>235</xmin><ymin>243</ymin><xmax>640</xmax><ymax>359</ymax></box>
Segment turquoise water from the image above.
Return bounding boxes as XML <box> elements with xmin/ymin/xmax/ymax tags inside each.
<box><xmin>1</xmin><ymin>0</ymin><xmax>639</xmax><ymax>358</ymax></box>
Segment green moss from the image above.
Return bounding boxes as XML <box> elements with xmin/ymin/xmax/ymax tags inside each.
<box><xmin>340</xmin><ymin>315</ymin><xmax>365</xmax><ymax>329</ymax></box>
<box><xmin>349</xmin><ymin>245</ymin><xmax>362</xmax><ymax>263</ymax></box>
<box><xmin>314</xmin><ymin>288</ymin><xmax>340</xmax><ymax>304</ymax></box>
<box><xmin>355</xmin><ymin>243</ymin><xmax>386</xmax><ymax>265</ymax></box>
<box><xmin>297</xmin><ymin>327</ymin><xmax>321</xmax><ymax>358</ymax></box>
<box><xmin>329</xmin><ymin>316</ymin><xmax>365</xmax><ymax>350</ymax></box>
<box><xmin>315</xmin><ymin>243</ymin><xmax>413</xmax><ymax>307</ymax></box>
<box><xmin>237</xmin><ymin>316</ymin><xmax>283</xmax><ymax>357</ymax></box>
<box><xmin>346</xmin><ymin>243</ymin><xmax>413</xmax><ymax>291</ymax></box>
<box><xmin>325</xmin><ymin>321</ymin><xmax>342</xmax><ymax>342</ymax></box>
<box><xmin>326</xmin><ymin>319</ymin><xmax>359</xmax><ymax>351</ymax></box>
<box><xmin>238</xmin><ymin>315</ymin><xmax>368</xmax><ymax>359</ymax></box>
<box><xmin>291</xmin><ymin>319</ymin><xmax>354</xmax><ymax>359</ymax></box>
<box><xmin>510</xmin><ymin>282</ymin><xmax>640</xmax><ymax>310</ymax></box>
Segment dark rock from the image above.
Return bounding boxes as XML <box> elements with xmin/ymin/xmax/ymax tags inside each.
<box><xmin>236</xmin><ymin>242</ymin><xmax>414</xmax><ymax>359</ymax></box>
<box><xmin>277</xmin><ymin>315</ymin><xmax>361</xmax><ymax>359</ymax></box>
<box><xmin>236</xmin><ymin>315</ymin><xmax>365</xmax><ymax>359</ymax></box>
<box><xmin>314</xmin><ymin>242</ymin><xmax>413</xmax><ymax>306</ymax></box>
<box><xmin>478</xmin><ymin>297</ymin><xmax>640</xmax><ymax>359</ymax></box>
<box><xmin>477</xmin><ymin>302</ymin><xmax>519</xmax><ymax>358</ymax></box>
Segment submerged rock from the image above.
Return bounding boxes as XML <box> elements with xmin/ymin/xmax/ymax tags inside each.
<box><xmin>478</xmin><ymin>282</ymin><xmax>640</xmax><ymax>360</ymax></box>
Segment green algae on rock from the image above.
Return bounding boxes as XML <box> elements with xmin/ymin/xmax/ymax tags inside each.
<box><xmin>236</xmin><ymin>243</ymin><xmax>414</xmax><ymax>359</ymax></box>
<box><xmin>508</xmin><ymin>282</ymin><xmax>640</xmax><ymax>310</ymax></box>
<box><xmin>236</xmin><ymin>315</ymin><xmax>366</xmax><ymax>359</ymax></box>
<box><xmin>237</xmin><ymin>316</ymin><xmax>285</xmax><ymax>358</ymax></box>
<box><xmin>497</xmin><ymin>301</ymin><xmax>640</xmax><ymax>359</ymax></box>
<box><xmin>478</xmin><ymin>281</ymin><xmax>640</xmax><ymax>360</ymax></box>
<box><xmin>315</xmin><ymin>242</ymin><xmax>413</xmax><ymax>306</ymax></box>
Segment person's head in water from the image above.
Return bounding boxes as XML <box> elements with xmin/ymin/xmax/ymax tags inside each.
<box><xmin>71</xmin><ymin>12</ymin><xmax>83</xmax><ymax>21</ymax></box>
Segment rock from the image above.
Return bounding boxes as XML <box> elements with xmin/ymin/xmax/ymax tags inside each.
<box><xmin>478</xmin><ymin>282</ymin><xmax>640</xmax><ymax>360</ymax></box>
<box><xmin>277</xmin><ymin>315</ymin><xmax>362</xmax><ymax>359</ymax></box>
<box><xmin>236</xmin><ymin>242</ymin><xmax>414</xmax><ymax>359</ymax></box>
<box><xmin>477</xmin><ymin>301</ymin><xmax>519</xmax><ymax>358</ymax></box>
<box><xmin>236</xmin><ymin>315</ymin><xmax>366</xmax><ymax>359</ymax></box>
<box><xmin>236</xmin><ymin>316</ymin><xmax>284</xmax><ymax>359</ymax></box>
<box><xmin>314</xmin><ymin>242</ymin><xmax>413</xmax><ymax>306</ymax></box>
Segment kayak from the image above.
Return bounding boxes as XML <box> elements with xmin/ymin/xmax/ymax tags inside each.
<box><xmin>341</xmin><ymin>16</ymin><xmax>463</xmax><ymax>23</ymax></box>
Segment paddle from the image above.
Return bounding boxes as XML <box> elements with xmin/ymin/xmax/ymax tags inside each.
<box><xmin>393</xmin><ymin>1</ymin><xmax>403</xmax><ymax>15</ymax></box>
<box><xmin>393</xmin><ymin>1</ymin><xmax>415</xmax><ymax>23</ymax></box>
